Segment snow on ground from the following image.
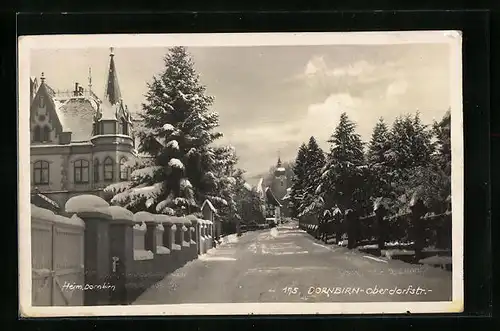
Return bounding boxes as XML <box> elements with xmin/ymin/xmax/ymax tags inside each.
<box><xmin>217</xmin><ymin>233</ymin><xmax>239</xmax><ymax>246</ymax></box>
<box><xmin>270</xmin><ymin>228</ymin><xmax>279</xmax><ymax>238</ymax></box>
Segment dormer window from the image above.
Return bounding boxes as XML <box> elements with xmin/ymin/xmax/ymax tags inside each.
<box><xmin>42</xmin><ymin>126</ymin><xmax>50</xmax><ymax>142</ymax></box>
<box><xmin>33</xmin><ymin>125</ymin><xmax>50</xmax><ymax>143</ymax></box>
<box><xmin>121</xmin><ymin>118</ymin><xmax>128</xmax><ymax>135</ymax></box>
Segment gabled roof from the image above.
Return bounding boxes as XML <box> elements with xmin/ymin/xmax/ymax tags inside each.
<box><xmin>201</xmin><ymin>199</ymin><xmax>217</xmax><ymax>213</ymax></box>
<box><xmin>30</xmin><ymin>81</ymin><xmax>64</xmax><ymax>133</ymax></box>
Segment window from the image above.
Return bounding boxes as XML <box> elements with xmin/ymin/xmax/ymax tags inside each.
<box><xmin>104</xmin><ymin>157</ymin><xmax>114</xmax><ymax>181</ymax></box>
<box><xmin>33</xmin><ymin>126</ymin><xmax>41</xmax><ymax>142</ymax></box>
<box><xmin>33</xmin><ymin>160</ymin><xmax>49</xmax><ymax>185</ymax></box>
<box><xmin>39</xmin><ymin>96</ymin><xmax>45</xmax><ymax>108</ymax></box>
<box><xmin>74</xmin><ymin>159</ymin><xmax>90</xmax><ymax>183</ymax></box>
<box><xmin>122</xmin><ymin>118</ymin><xmax>128</xmax><ymax>135</ymax></box>
<box><xmin>280</xmin><ymin>180</ymin><xmax>284</xmax><ymax>187</ymax></box>
<box><xmin>93</xmin><ymin>159</ymin><xmax>100</xmax><ymax>183</ymax></box>
<box><xmin>42</xmin><ymin>126</ymin><xmax>50</xmax><ymax>142</ymax></box>
<box><xmin>119</xmin><ymin>158</ymin><xmax>128</xmax><ymax>181</ymax></box>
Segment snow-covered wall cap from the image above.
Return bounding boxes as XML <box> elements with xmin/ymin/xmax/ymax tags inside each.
<box><xmin>155</xmin><ymin>214</ymin><xmax>169</xmax><ymax>224</ymax></box>
<box><xmin>108</xmin><ymin>205</ymin><xmax>134</xmax><ymax>224</ymax></box>
<box><xmin>31</xmin><ymin>204</ymin><xmax>56</xmax><ymax>222</ymax></box>
<box><xmin>133</xmin><ymin>222</ymin><xmax>147</xmax><ymax>232</ymax></box>
<box><xmin>173</xmin><ymin>217</ymin><xmax>186</xmax><ymax>225</ymax></box>
<box><xmin>134</xmin><ymin>211</ymin><xmax>154</xmax><ymax>223</ymax></box>
<box><xmin>65</xmin><ymin>194</ymin><xmax>111</xmax><ymax>219</ymax></box>
<box><xmin>201</xmin><ymin>199</ymin><xmax>217</xmax><ymax>213</ymax></box>
<box><xmin>54</xmin><ymin>214</ymin><xmax>85</xmax><ymax>228</ymax></box>
<box><xmin>185</xmin><ymin>214</ymin><xmax>200</xmax><ymax>225</ymax></box>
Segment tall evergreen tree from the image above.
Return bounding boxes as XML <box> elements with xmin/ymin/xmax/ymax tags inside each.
<box><xmin>105</xmin><ymin>46</ymin><xmax>222</xmax><ymax>215</ymax></box>
<box><xmin>320</xmin><ymin>112</ymin><xmax>365</xmax><ymax>212</ymax></box>
<box><xmin>386</xmin><ymin>112</ymin><xmax>436</xmax><ymax>213</ymax></box>
<box><xmin>207</xmin><ymin>145</ymin><xmax>246</xmax><ymax>221</ymax></box>
<box><xmin>300</xmin><ymin>136</ymin><xmax>326</xmax><ymax>216</ymax></box>
<box><xmin>290</xmin><ymin>143</ymin><xmax>308</xmax><ymax>218</ymax></box>
<box><xmin>366</xmin><ymin>118</ymin><xmax>393</xmax><ymax>202</ymax></box>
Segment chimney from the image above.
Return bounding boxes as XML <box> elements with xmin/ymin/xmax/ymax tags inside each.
<box><xmin>74</xmin><ymin>82</ymin><xmax>79</xmax><ymax>96</ymax></box>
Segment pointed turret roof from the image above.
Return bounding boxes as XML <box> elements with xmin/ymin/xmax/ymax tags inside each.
<box><xmin>104</xmin><ymin>47</ymin><xmax>122</xmax><ymax>105</ymax></box>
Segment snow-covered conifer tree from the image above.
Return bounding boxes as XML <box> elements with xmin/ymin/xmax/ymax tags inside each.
<box><xmin>300</xmin><ymin>136</ymin><xmax>326</xmax><ymax>216</ymax></box>
<box><xmin>320</xmin><ymin>112</ymin><xmax>365</xmax><ymax>212</ymax></box>
<box><xmin>105</xmin><ymin>46</ymin><xmax>222</xmax><ymax>215</ymax></box>
<box><xmin>290</xmin><ymin>143</ymin><xmax>308</xmax><ymax>218</ymax></box>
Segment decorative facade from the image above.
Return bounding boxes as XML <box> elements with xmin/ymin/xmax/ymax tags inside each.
<box><xmin>30</xmin><ymin>48</ymin><xmax>137</xmax><ymax>211</ymax></box>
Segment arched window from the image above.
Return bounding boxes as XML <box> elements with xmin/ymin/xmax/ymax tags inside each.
<box><xmin>39</xmin><ymin>95</ymin><xmax>45</xmax><ymax>108</ymax></box>
<box><xmin>93</xmin><ymin>158</ymin><xmax>100</xmax><ymax>183</ymax></box>
<box><xmin>33</xmin><ymin>160</ymin><xmax>49</xmax><ymax>185</ymax></box>
<box><xmin>74</xmin><ymin>159</ymin><xmax>89</xmax><ymax>183</ymax></box>
<box><xmin>119</xmin><ymin>158</ymin><xmax>128</xmax><ymax>181</ymax></box>
<box><xmin>33</xmin><ymin>126</ymin><xmax>41</xmax><ymax>142</ymax></box>
<box><xmin>104</xmin><ymin>157</ymin><xmax>114</xmax><ymax>181</ymax></box>
<box><xmin>42</xmin><ymin>126</ymin><xmax>50</xmax><ymax>142</ymax></box>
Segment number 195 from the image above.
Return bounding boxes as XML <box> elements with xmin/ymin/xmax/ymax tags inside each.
<box><xmin>283</xmin><ymin>286</ymin><xmax>299</xmax><ymax>295</ymax></box>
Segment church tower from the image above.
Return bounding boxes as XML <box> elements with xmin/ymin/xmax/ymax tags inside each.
<box><xmin>271</xmin><ymin>155</ymin><xmax>289</xmax><ymax>219</ymax></box>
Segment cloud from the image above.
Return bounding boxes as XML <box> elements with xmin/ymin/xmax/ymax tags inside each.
<box><xmin>226</xmin><ymin>93</ymin><xmax>364</xmax><ymax>172</ymax></box>
<box><xmin>302</xmin><ymin>57</ymin><xmax>377</xmax><ymax>79</ymax></box>
<box><xmin>386</xmin><ymin>80</ymin><xmax>408</xmax><ymax>97</ymax></box>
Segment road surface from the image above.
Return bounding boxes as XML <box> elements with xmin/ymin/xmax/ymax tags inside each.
<box><xmin>133</xmin><ymin>222</ymin><xmax>452</xmax><ymax>304</ymax></box>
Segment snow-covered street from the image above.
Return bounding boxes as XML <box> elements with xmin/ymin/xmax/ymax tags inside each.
<box><xmin>133</xmin><ymin>221</ymin><xmax>452</xmax><ymax>304</ymax></box>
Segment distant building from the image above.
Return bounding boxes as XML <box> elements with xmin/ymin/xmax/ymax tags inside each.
<box><xmin>270</xmin><ymin>157</ymin><xmax>291</xmax><ymax>218</ymax></box>
<box><xmin>29</xmin><ymin>48</ymin><xmax>137</xmax><ymax>211</ymax></box>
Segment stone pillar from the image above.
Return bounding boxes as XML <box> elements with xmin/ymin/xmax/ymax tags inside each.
<box><xmin>135</xmin><ymin>211</ymin><xmax>157</xmax><ymax>255</ymax></box>
<box><xmin>187</xmin><ymin>216</ymin><xmax>199</xmax><ymax>253</ymax></box>
<box><xmin>175</xmin><ymin>221</ymin><xmax>183</xmax><ymax>247</ymax></box>
<box><xmin>65</xmin><ymin>195</ymin><xmax>112</xmax><ymax>306</ymax></box>
<box><xmin>107</xmin><ymin>206</ymin><xmax>134</xmax><ymax>305</ymax></box>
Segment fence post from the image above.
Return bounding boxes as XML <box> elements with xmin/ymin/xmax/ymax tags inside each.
<box><xmin>345</xmin><ymin>209</ymin><xmax>358</xmax><ymax>249</ymax></box>
<box><xmin>135</xmin><ymin>212</ymin><xmax>157</xmax><ymax>255</ymax></box>
<box><xmin>65</xmin><ymin>195</ymin><xmax>112</xmax><ymax>306</ymax></box>
<box><xmin>107</xmin><ymin>206</ymin><xmax>134</xmax><ymax>305</ymax></box>
<box><xmin>374</xmin><ymin>204</ymin><xmax>388</xmax><ymax>252</ymax></box>
<box><xmin>410</xmin><ymin>198</ymin><xmax>427</xmax><ymax>262</ymax></box>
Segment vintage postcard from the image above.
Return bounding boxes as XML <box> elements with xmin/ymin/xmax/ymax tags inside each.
<box><xmin>18</xmin><ymin>31</ymin><xmax>463</xmax><ymax>317</ymax></box>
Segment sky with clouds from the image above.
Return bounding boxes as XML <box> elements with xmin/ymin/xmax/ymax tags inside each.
<box><xmin>30</xmin><ymin>43</ymin><xmax>451</xmax><ymax>184</ymax></box>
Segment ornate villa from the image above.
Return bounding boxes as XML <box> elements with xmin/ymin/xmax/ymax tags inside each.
<box><xmin>29</xmin><ymin>48</ymin><xmax>137</xmax><ymax>212</ymax></box>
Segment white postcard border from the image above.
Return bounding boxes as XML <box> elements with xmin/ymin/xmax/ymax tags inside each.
<box><xmin>18</xmin><ymin>31</ymin><xmax>464</xmax><ymax>317</ymax></box>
